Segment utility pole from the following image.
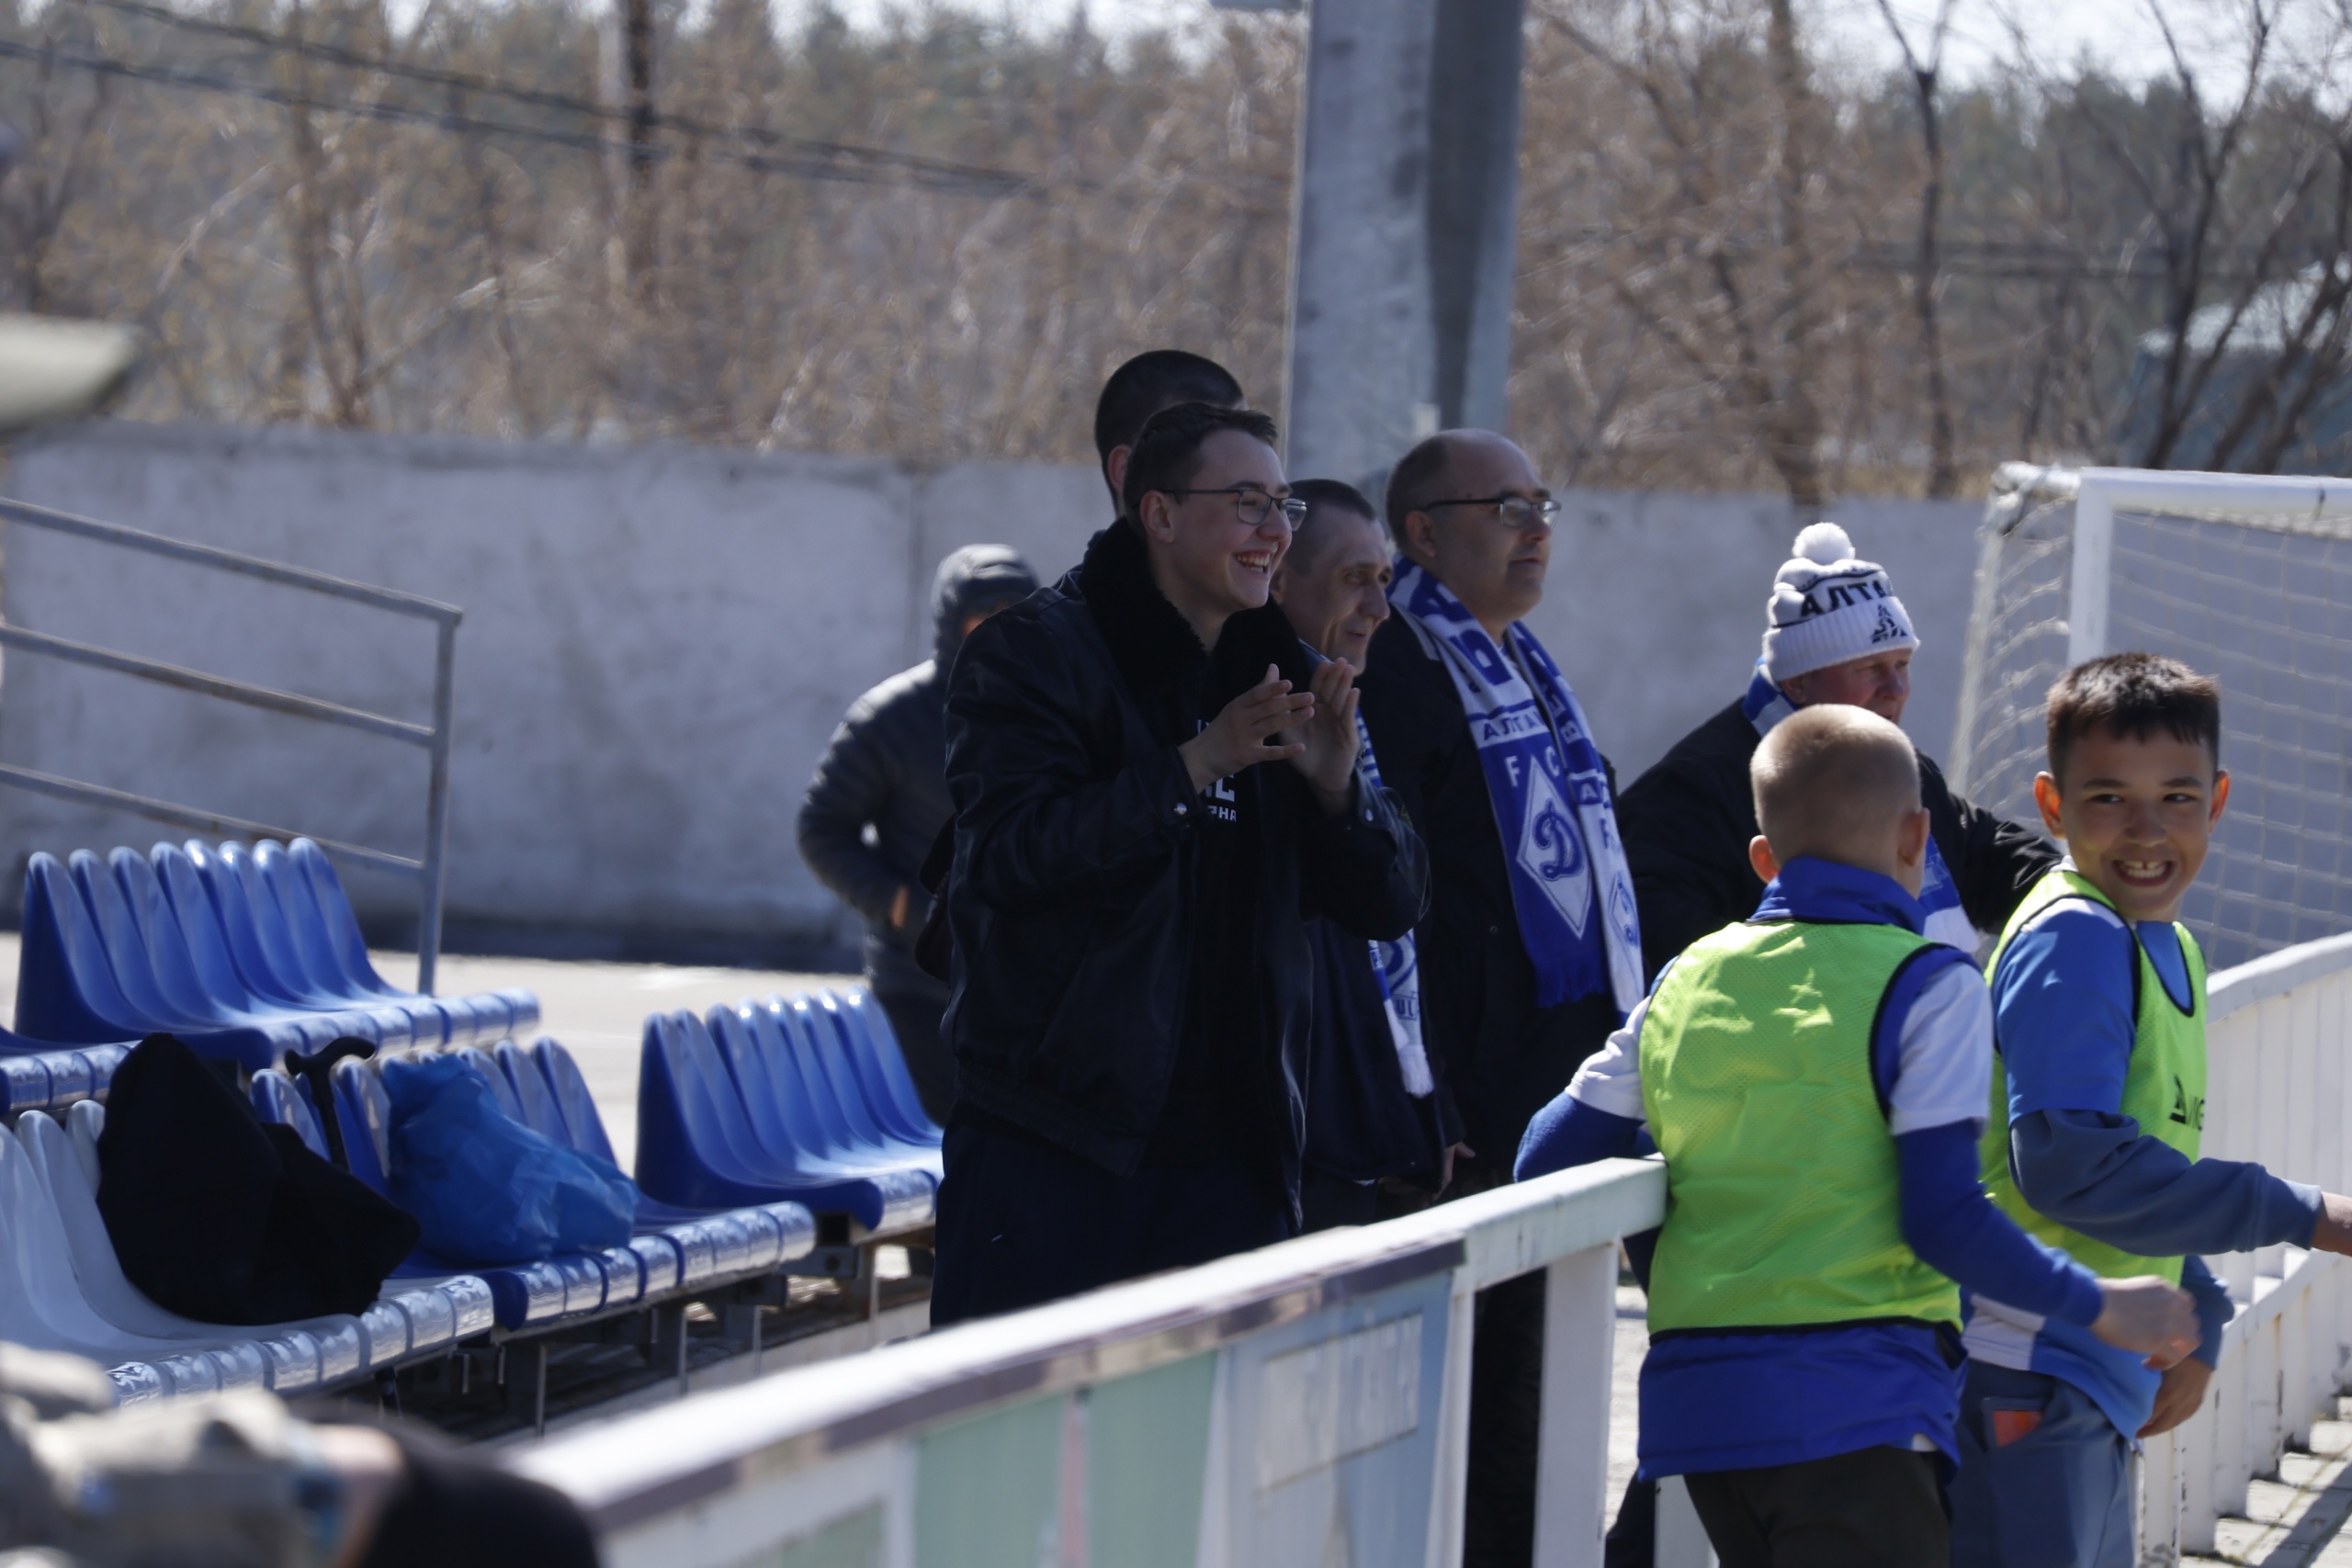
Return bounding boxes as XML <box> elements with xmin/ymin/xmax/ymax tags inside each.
<box><xmin>599</xmin><ymin>0</ymin><xmax>660</xmax><ymax>296</ymax></box>
<box><xmin>1282</xmin><ymin>0</ymin><xmax>1529</xmax><ymax>495</ymax></box>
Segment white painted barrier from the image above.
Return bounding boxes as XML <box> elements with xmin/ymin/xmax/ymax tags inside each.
<box><xmin>2142</xmin><ymin>930</ymin><xmax>2352</xmax><ymax>1556</ymax></box>
<box><xmin>514</xmin><ymin>1158</ymin><xmax>1665</xmax><ymax>1568</ymax></box>
<box><xmin>514</xmin><ymin>933</ymin><xmax>2352</xmax><ymax>1566</ymax></box>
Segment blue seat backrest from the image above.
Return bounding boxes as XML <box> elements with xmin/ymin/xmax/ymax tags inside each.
<box><xmin>17</xmin><ymin>852</ymin><xmax>141</xmax><ymax>1043</ymax></box>
<box><xmin>224</xmin><ymin>841</ymin><xmax>338</xmax><ymax>1007</ymax></box>
<box><xmin>70</xmin><ymin>851</ymin><xmax>195</xmax><ymax>1031</ymax></box>
<box><xmin>454</xmin><ymin>1045</ymin><xmax>526</xmax><ymax>1122</ymax></box>
<box><xmin>110</xmin><ymin>850</ymin><xmax>230</xmax><ymax>1026</ymax></box>
<box><xmin>749</xmin><ymin>999</ymin><xmax>854</xmax><ymax>1160</ymax></box>
<box><xmin>531</xmin><ymin>1039</ymin><xmax>617</xmax><ymax>1168</ymax></box>
<box><xmin>290</xmin><ymin>841</ymin><xmax>399</xmax><ymax>1000</ymax></box>
<box><xmin>825</xmin><ymin>989</ymin><xmax>933</xmax><ymax>1143</ymax></box>
<box><xmin>835</xmin><ymin>988</ymin><xmax>940</xmax><ymax>1140</ymax></box>
<box><xmin>151</xmin><ymin>844</ymin><xmax>265</xmax><ymax>1016</ymax></box>
<box><xmin>254</xmin><ymin>842</ymin><xmax>354</xmax><ymax>1005</ymax></box>
<box><xmin>333</xmin><ymin>1057</ymin><xmax>393</xmax><ymax>1193</ymax></box>
<box><xmin>708</xmin><ymin>1006</ymin><xmax>802</xmax><ymax>1161</ymax></box>
<box><xmin>771</xmin><ymin>999</ymin><xmax>873</xmax><ymax>1154</ymax></box>
<box><xmin>662</xmin><ymin>1011</ymin><xmax>774</xmax><ymax>1176</ymax></box>
<box><xmin>789</xmin><ymin>996</ymin><xmax>895</xmax><ymax>1153</ymax></box>
<box><xmin>191</xmin><ymin>841</ymin><xmax>316</xmax><ymax>1009</ymax></box>
<box><xmin>494</xmin><ymin>1040</ymin><xmax>569</xmax><ymax>1144</ymax></box>
<box><xmin>250</xmin><ymin>1069</ymin><xmax>330</xmax><ymax>1161</ymax></box>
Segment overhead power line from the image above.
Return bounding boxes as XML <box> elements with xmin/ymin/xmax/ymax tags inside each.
<box><xmin>7</xmin><ymin>4</ymin><xmax>1039</xmax><ymax>196</ymax></box>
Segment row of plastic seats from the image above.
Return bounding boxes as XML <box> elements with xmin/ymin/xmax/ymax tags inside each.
<box><xmin>17</xmin><ymin>838</ymin><xmax>537</xmax><ymax>1068</ymax></box>
<box><xmin>0</xmin><ymin>1097</ymin><xmax>492</xmax><ymax>1405</ymax></box>
<box><xmin>250</xmin><ymin>1037</ymin><xmax>816</xmax><ymax>1333</ymax></box>
<box><xmin>635</xmin><ymin>990</ymin><xmax>938</xmax><ymax>1234</ymax></box>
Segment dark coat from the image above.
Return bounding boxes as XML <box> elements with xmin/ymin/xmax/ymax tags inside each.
<box><xmin>1617</xmin><ymin>698</ymin><xmax>2060</xmax><ymax>979</ymax></box>
<box><xmin>942</xmin><ymin>524</ymin><xmax>1430</xmax><ymax>1191</ymax></box>
<box><xmin>797</xmin><ymin>547</ymin><xmax>1037</xmax><ymax>996</ymax></box>
<box><xmin>1303</xmin><ymin>919</ymin><xmax>1443</xmax><ymax>1183</ymax></box>
<box><xmin>1355</xmin><ymin>615</ymin><xmax>1626</xmax><ymax>1169</ymax></box>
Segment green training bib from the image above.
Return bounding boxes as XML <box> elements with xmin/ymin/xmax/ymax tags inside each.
<box><xmin>1979</xmin><ymin>867</ymin><xmax>2206</xmax><ymax>1285</ymax></box>
<box><xmin>1641</xmin><ymin>918</ymin><xmax>1963</xmax><ymax>1336</ymax></box>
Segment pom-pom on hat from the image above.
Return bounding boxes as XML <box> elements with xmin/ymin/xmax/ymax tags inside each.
<box><xmin>1761</xmin><ymin>522</ymin><xmax>1919</xmax><ymax>684</ymax></box>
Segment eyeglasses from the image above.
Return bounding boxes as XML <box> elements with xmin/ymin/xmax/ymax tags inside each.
<box><xmin>1425</xmin><ymin>494</ymin><xmax>1561</xmax><ymax>529</ymax></box>
<box><xmin>1160</xmin><ymin>487</ymin><xmax>1311</xmax><ymax>531</ymax></box>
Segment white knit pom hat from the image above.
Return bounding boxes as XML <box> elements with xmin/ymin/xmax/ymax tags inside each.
<box><xmin>1760</xmin><ymin>522</ymin><xmax>1918</xmax><ymax>684</ymax></box>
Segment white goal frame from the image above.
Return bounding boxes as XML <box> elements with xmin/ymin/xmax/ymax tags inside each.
<box><xmin>1951</xmin><ymin>462</ymin><xmax>2352</xmax><ymax>796</ymax></box>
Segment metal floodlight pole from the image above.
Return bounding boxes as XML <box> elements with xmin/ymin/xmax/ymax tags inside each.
<box><xmin>1283</xmin><ymin>0</ymin><xmax>1530</xmax><ymax>495</ymax></box>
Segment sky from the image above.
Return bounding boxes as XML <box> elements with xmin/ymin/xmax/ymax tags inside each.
<box><xmin>791</xmin><ymin>0</ymin><xmax>2325</xmax><ymax>91</ymax></box>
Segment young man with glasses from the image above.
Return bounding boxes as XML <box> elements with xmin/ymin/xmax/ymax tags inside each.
<box><xmin>1358</xmin><ymin>429</ymin><xmax>1644</xmax><ymax>1568</ymax></box>
<box><xmin>930</xmin><ymin>402</ymin><xmax>1429</xmax><ymax>1325</ymax></box>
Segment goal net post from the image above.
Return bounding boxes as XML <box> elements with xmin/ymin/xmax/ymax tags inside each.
<box><xmin>1950</xmin><ymin>462</ymin><xmax>2352</xmax><ymax>972</ymax></box>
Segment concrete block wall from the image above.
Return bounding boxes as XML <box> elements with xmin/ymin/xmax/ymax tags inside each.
<box><xmin>0</xmin><ymin>420</ymin><xmax>1980</xmax><ymax>963</ymax></box>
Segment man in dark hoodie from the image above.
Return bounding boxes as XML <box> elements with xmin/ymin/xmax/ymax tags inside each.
<box><xmin>797</xmin><ymin>544</ymin><xmax>1040</xmax><ymax>1124</ymax></box>
<box><xmin>932</xmin><ymin>402</ymin><xmax>1430</xmax><ymax>1325</ymax></box>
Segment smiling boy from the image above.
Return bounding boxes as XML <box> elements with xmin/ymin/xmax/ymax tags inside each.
<box><xmin>1952</xmin><ymin>652</ymin><xmax>2352</xmax><ymax>1567</ymax></box>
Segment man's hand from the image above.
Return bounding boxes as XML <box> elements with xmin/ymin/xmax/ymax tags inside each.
<box><xmin>1180</xmin><ymin>666</ymin><xmax>1311</xmax><ymax>794</ymax></box>
<box><xmin>2138</xmin><ymin>1356</ymin><xmax>2213</xmax><ymax>1438</ymax></box>
<box><xmin>2310</xmin><ymin>1191</ymin><xmax>2352</xmax><ymax>1256</ymax></box>
<box><xmin>1439</xmin><ymin>1141</ymin><xmax>1475</xmax><ymax>1194</ymax></box>
<box><xmin>888</xmin><ymin>886</ymin><xmax>911</xmax><ymax>931</ymax></box>
<box><xmin>2089</xmin><ymin>1275</ymin><xmax>2199</xmax><ymax>1368</ymax></box>
<box><xmin>1284</xmin><ymin>657</ymin><xmax>1363</xmax><ymax>812</ymax></box>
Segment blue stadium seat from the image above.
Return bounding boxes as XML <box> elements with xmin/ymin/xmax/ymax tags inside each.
<box><xmin>709</xmin><ymin>1005</ymin><xmax>885</xmax><ymax>1186</ymax></box>
<box><xmin>447</xmin><ymin>1044</ymin><xmax>524</xmax><ymax>1122</ymax></box>
<box><xmin>635</xmin><ymin>1010</ymin><xmax>931</xmax><ymax>1231</ymax></box>
<box><xmin>822</xmin><ymin>989</ymin><xmax>944</xmax><ymax>1148</ymax></box>
<box><xmin>283</xmin><ymin>840</ymin><xmax>538</xmax><ymax>1042</ymax></box>
<box><xmin>530</xmin><ymin>1036</ymin><xmax>618</xmax><ymax>1168</ymax></box>
<box><xmin>780</xmin><ymin>996</ymin><xmax>942</xmax><ymax>1179</ymax></box>
<box><xmin>495</xmin><ymin>1039</ymin><xmax>571</xmax><ymax>1144</ymax></box>
<box><xmin>202</xmin><ymin>841</ymin><xmax>352</xmax><ymax>1011</ymax></box>
<box><xmin>738</xmin><ymin>1001</ymin><xmax>939</xmax><ymax>1200</ymax></box>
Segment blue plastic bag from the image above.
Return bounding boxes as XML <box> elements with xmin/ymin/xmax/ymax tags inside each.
<box><xmin>379</xmin><ymin>1054</ymin><xmax>637</xmax><ymax>1266</ymax></box>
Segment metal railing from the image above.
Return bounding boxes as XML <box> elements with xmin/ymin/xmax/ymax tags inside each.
<box><xmin>514</xmin><ymin>1157</ymin><xmax>1666</xmax><ymax>1568</ymax></box>
<box><xmin>0</xmin><ymin>497</ymin><xmax>463</xmax><ymax>992</ymax></box>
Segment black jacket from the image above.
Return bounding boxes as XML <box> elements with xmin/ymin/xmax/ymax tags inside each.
<box><xmin>798</xmin><ymin>547</ymin><xmax>1037</xmax><ymax>995</ymax></box>
<box><xmin>1304</xmin><ymin>919</ymin><xmax>1444</xmax><ymax>1182</ymax></box>
<box><xmin>1618</xmin><ymin>698</ymin><xmax>2060</xmax><ymax>979</ymax></box>
<box><xmin>1356</xmin><ymin>615</ymin><xmax>1626</xmax><ymax>1168</ymax></box>
<box><xmin>942</xmin><ymin>524</ymin><xmax>1429</xmax><ymax>1191</ymax></box>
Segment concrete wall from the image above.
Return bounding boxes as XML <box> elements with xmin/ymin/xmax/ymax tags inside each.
<box><xmin>0</xmin><ymin>421</ymin><xmax>1980</xmax><ymax>961</ymax></box>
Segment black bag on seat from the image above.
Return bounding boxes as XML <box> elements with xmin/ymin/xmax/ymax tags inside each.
<box><xmin>96</xmin><ymin>1032</ymin><xmax>420</xmax><ymax>1325</ymax></box>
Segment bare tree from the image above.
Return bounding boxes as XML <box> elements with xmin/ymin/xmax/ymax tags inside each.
<box><xmin>1871</xmin><ymin>0</ymin><xmax>1959</xmax><ymax>495</ymax></box>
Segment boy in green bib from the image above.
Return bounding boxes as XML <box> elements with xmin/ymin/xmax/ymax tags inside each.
<box><xmin>1952</xmin><ymin>652</ymin><xmax>2352</xmax><ymax>1567</ymax></box>
<box><xmin>1519</xmin><ymin>704</ymin><xmax>2195</xmax><ymax>1566</ymax></box>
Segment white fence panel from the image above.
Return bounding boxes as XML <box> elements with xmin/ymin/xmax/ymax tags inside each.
<box><xmin>515</xmin><ymin>1159</ymin><xmax>1665</xmax><ymax>1568</ymax></box>
<box><xmin>2143</xmin><ymin>931</ymin><xmax>2352</xmax><ymax>1559</ymax></box>
<box><xmin>516</xmin><ymin>932</ymin><xmax>2352</xmax><ymax>1565</ymax></box>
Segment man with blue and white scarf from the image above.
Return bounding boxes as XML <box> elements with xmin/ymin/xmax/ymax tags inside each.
<box><xmin>1618</xmin><ymin>522</ymin><xmax>2056</xmax><ymax>983</ymax></box>
<box><xmin>1357</xmin><ymin>430</ymin><xmax>1645</xmax><ymax>1568</ymax></box>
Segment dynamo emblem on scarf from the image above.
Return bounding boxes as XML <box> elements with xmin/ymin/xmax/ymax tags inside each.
<box><xmin>1517</xmin><ymin>761</ymin><xmax>1592</xmax><ymax>938</ymax></box>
